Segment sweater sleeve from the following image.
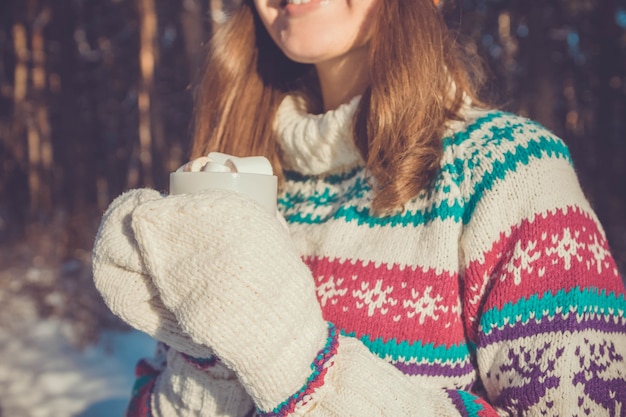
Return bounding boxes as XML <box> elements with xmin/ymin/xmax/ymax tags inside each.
<box><xmin>457</xmin><ymin>114</ymin><xmax>626</xmax><ymax>415</ymax></box>
<box><xmin>126</xmin><ymin>342</ymin><xmax>255</xmax><ymax>417</ymax></box>
<box><xmin>255</xmin><ymin>331</ymin><xmax>494</xmax><ymax>417</ymax></box>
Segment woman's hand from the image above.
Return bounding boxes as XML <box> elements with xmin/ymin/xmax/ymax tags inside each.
<box><xmin>130</xmin><ymin>189</ymin><xmax>329</xmax><ymax>412</ymax></box>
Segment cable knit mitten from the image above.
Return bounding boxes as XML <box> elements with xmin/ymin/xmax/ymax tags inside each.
<box><xmin>131</xmin><ymin>190</ymin><xmax>330</xmax><ymax>413</ymax></box>
<box><xmin>93</xmin><ymin>189</ymin><xmax>212</xmax><ymax>358</ymax></box>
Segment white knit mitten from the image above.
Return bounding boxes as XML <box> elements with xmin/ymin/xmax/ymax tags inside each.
<box><xmin>152</xmin><ymin>348</ymin><xmax>255</xmax><ymax>417</ymax></box>
<box><xmin>131</xmin><ymin>190</ymin><xmax>330</xmax><ymax>413</ymax></box>
<box><xmin>93</xmin><ymin>189</ymin><xmax>212</xmax><ymax>358</ymax></box>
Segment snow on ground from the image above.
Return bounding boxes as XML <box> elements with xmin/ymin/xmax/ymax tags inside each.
<box><xmin>0</xmin><ymin>319</ymin><xmax>156</xmax><ymax>417</ymax></box>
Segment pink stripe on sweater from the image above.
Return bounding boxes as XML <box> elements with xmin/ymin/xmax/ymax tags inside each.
<box><xmin>463</xmin><ymin>206</ymin><xmax>623</xmax><ymax>332</ymax></box>
<box><xmin>305</xmin><ymin>256</ymin><xmax>465</xmax><ymax>346</ymax></box>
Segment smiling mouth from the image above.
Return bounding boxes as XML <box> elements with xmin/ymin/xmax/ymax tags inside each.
<box><xmin>279</xmin><ymin>0</ymin><xmax>330</xmax><ymax>7</ymax></box>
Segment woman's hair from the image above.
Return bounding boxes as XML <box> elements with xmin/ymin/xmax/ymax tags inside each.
<box><xmin>191</xmin><ymin>0</ymin><xmax>486</xmax><ymax>214</ymax></box>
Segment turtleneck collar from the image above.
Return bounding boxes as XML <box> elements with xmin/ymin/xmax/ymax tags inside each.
<box><xmin>274</xmin><ymin>94</ymin><xmax>364</xmax><ymax>176</ymax></box>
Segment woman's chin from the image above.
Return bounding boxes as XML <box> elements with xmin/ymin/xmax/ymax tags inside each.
<box><xmin>280</xmin><ymin>43</ymin><xmax>348</xmax><ymax>65</ymax></box>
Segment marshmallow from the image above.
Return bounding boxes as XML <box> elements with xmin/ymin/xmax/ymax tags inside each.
<box><xmin>177</xmin><ymin>156</ymin><xmax>210</xmax><ymax>172</ymax></box>
<box><xmin>225</xmin><ymin>156</ymin><xmax>274</xmax><ymax>176</ymax></box>
<box><xmin>202</xmin><ymin>161</ymin><xmax>232</xmax><ymax>173</ymax></box>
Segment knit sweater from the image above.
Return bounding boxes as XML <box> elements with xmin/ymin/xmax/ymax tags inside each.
<box><xmin>124</xmin><ymin>95</ymin><xmax>626</xmax><ymax>416</ymax></box>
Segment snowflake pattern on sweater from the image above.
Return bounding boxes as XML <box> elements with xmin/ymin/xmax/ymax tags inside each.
<box><xmin>125</xmin><ymin>107</ymin><xmax>626</xmax><ymax>416</ymax></box>
<box><xmin>277</xmin><ymin>110</ymin><xmax>626</xmax><ymax>415</ymax></box>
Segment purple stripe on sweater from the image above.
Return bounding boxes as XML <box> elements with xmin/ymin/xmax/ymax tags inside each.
<box><xmin>446</xmin><ymin>390</ymin><xmax>471</xmax><ymax>417</ymax></box>
<box><xmin>480</xmin><ymin>313</ymin><xmax>626</xmax><ymax>346</ymax></box>
<box><xmin>394</xmin><ymin>359</ymin><xmax>475</xmax><ymax>378</ymax></box>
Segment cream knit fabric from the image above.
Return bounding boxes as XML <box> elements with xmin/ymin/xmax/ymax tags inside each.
<box><xmin>92</xmin><ymin>189</ymin><xmax>210</xmax><ymax>358</ymax></box>
<box><xmin>152</xmin><ymin>348</ymin><xmax>254</xmax><ymax>417</ymax></box>
<box><xmin>94</xmin><ymin>94</ymin><xmax>626</xmax><ymax>416</ymax></box>
<box><xmin>130</xmin><ymin>190</ymin><xmax>329</xmax><ymax>412</ymax></box>
<box><xmin>274</xmin><ymin>94</ymin><xmax>362</xmax><ymax>175</ymax></box>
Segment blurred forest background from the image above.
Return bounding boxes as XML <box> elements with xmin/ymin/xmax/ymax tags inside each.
<box><xmin>0</xmin><ymin>0</ymin><xmax>625</xmax><ymax>346</ymax></box>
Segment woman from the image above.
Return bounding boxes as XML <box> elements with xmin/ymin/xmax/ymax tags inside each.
<box><xmin>92</xmin><ymin>0</ymin><xmax>626</xmax><ymax>415</ymax></box>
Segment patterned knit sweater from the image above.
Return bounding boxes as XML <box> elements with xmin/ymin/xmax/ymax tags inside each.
<box><xmin>126</xmin><ymin>95</ymin><xmax>626</xmax><ymax>416</ymax></box>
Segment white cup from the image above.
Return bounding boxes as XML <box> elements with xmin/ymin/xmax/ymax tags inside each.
<box><xmin>169</xmin><ymin>155</ymin><xmax>278</xmax><ymax>214</ymax></box>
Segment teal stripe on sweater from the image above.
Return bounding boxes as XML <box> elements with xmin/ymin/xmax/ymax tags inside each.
<box><xmin>442</xmin><ymin>111</ymin><xmax>509</xmax><ymax>150</ymax></box>
<box><xmin>461</xmin><ymin>135</ymin><xmax>571</xmax><ymax>224</ymax></box>
<box><xmin>283</xmin><ymin>199</ymin><xmax>466</xmax><ymax>226</ymax></box>
<box><xmin>454</xmin><ymin>390</ymin><xmax>487</xmax><ymax>415</ymax></box>
<box><xmin>341</xmin><ymin>330</ymin><xmax>471</xmax><ymax>364</ymax></box>
<box><xmin>131</xmin><ymin>374</ymin><xmax>154</xmax><ymax>396</ymax></box>
<box><xmin>480</xmin><ymin>287</ymin><xmax>626</xmax><ymax>335</ymax></box>
<box><xmin>279</xmin><ymin>175</ymin><xmax>369</xmax><ymax>211</ymax></box>
<box><xmin>284</xmin><ymin>165</ymin><xmax>362</xmax><ymax>186</ymax></box>
<box><xmin>281</xmin><ymin>114</ymin><xmax>571</xmax><ymax>226</ymax></box>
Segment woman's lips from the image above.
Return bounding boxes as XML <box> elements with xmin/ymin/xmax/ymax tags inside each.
<box><xmin>281</xmin><ymin>0</ymin><xmax>331</xmax><ymax>18</ymax></box>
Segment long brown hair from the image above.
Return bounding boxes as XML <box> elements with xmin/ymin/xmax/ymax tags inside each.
<box><xmin>191</xmin><ymin>0</ymin><xmax>485</xmax><ymax>214</ymax></box>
